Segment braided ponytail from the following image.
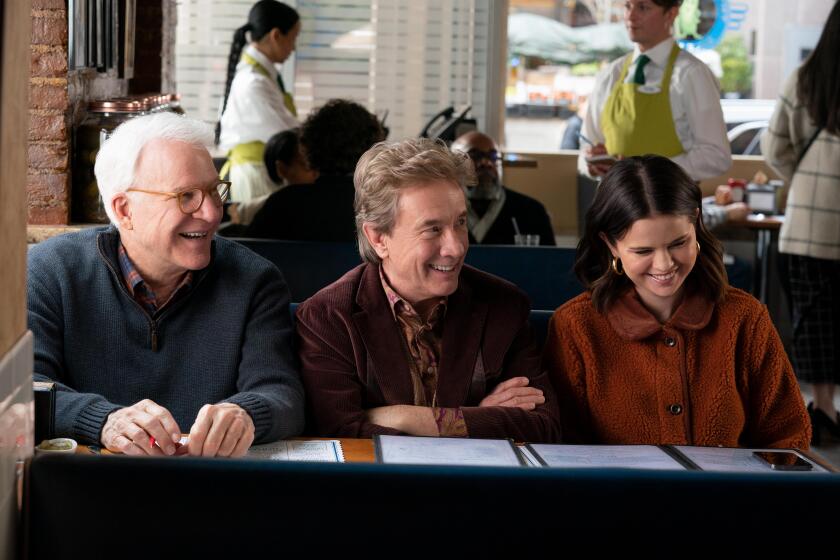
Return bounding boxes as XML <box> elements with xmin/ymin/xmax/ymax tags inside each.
<box><xmin>216</xmin><ymin>1</ymin><xmax>300</xmax><ymax>145</ymax></box>
<box><xmin>216</xmin><ymin>23</ymin><xmax>251</xmax><ymax>144</ymax></box>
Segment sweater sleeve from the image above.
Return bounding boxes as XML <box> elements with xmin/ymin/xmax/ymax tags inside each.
<box><xmin>222</xmin><ymin>266</ymin><xmax>305</xmax><ymax>443</ymax></box>
<box><xmin>743</xmin><ymin>305</ymin><xmax>811</xmax><ymax>449</ymax></box>
<box><xmin>460</xmin><ymin>307</ymin><xmax>563</xmax><ymax>443</ymax></box>
<box><xmin>542</xmin><ymin>307</ymin><xmax>595</xmax><ymax>444</ymax></box>
<box><xmin>28</xmin><ymin>258</ymin><xmax>123</xmax><ymax>445</ymax></box>
<box><xmin>296</xmin><ymin>302</ymin><xmax>402</xmax><ymax>438</ymax></box>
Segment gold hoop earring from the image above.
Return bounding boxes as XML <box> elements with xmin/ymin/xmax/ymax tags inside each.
<box><xmin>611</xmin><ymin>256</ymin><xmax>624</xmax><ymax>276</ymax></box>
<box><xmin>696</xmin><ymin>241</ymin><xmax>701</xmax><ymax>252</ymax></box>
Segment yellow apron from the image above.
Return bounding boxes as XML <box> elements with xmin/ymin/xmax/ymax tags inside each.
<box><xmin>242</xmin><ymin>52</ymin><xmax>297</xmax><ymax>117</ymax></box>
<box><xmin>220</xmin><ymin>53</ymin><xmax>297</xmax><ymax>179</ymax></box>
<box><xmin>601</xmin><ymin>43</ymin><xmax>684</xmax><ymax>158</ymax></box>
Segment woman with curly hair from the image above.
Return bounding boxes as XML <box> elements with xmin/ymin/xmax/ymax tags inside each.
<box><xmin>245</xmin><ymin>99</ymin><xmax>384</xmax><ymax>241</ymax></box>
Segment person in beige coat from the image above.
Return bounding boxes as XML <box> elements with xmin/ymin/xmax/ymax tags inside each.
<box><xmin>762</xmin><ymin>1</ymin><xmax>840</xmax><ymax>446</ymax></box>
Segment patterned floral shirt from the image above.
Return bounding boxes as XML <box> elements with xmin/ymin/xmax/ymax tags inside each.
<box><xmin>379</xmin><ymin>267</ymin><xmax>468</xmax><ymax>437</ymax></box>
<box><xmin>117</xmin><ymin>244</ymin><xmax>193</xmax><ymax>316</ymax></box>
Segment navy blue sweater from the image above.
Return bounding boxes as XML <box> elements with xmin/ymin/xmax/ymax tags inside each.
<box><xmin>27</xmin><ymin>227</ymin><xmax>305</xmax><ymax>445</ymax></box>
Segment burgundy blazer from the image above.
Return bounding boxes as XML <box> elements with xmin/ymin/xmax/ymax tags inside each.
<box><xmin>296</xmin><ymin>263</ymin><xmax>561</xmax><ymax>442</ymax></box>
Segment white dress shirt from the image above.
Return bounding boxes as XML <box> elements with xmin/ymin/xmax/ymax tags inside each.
<box><xmin>578</xmin><ymin>37</ymin><xmax>731</xmax><ymax>181</ymax></box>
<box><xmin>219</xmin><ymin>44</ymin><xmax>299</xmax><ymax>151</ymax></box>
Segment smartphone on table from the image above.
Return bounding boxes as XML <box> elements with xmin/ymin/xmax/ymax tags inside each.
<box><xmin>753</xmin><ymin>451</ymin><xmax>813</xmax><ymax>471</ymax></box>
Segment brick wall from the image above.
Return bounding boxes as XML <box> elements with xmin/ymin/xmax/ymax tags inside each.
<box><xmin>27</xmin><ymin>0</ymin><xmax>173</xmax><ymax>225</ymax></box>
<box><xmin>29</xmin><ymin>0</ymin><xmax>69</xmax><ymax>225</ymax></box>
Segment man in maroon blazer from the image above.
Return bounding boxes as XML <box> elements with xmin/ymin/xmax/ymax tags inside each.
<box><xmin>295</xmin><ymin>138</ymin><xmax>561</xmax><ymax>442</ymax></box>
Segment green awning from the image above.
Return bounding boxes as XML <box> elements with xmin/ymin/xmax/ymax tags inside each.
<box><xmin>508</xmin><ymin>13</ymin><xmax>634</xmax><ymax>64</ymax></box>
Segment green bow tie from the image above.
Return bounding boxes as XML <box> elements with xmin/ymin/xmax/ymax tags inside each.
<box><xmin>633</xmin><ymin>54</ymin><xmax>651</xmax><ymax>85</ymax></box>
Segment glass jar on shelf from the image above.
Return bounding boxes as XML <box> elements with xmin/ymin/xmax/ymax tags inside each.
<box><xmin>72</xmin><ymin>99</ymin><xmax>144</xmax><ymax>224</ymax></box>
<box><xmin>167</xmin><ymin>93</ymin><xmax>185</xmax><ymax>115</ymax></box>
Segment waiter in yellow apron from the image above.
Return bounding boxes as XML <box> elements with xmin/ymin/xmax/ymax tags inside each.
<box><xmin>578</xmin><ymin>0</ymin><xmax>730</xmax><ymax>183</ymax></box>
<box><xmin>218</xmin><ymin>1</ymin><xmax>301</xmax><ymax>203</ymax></box>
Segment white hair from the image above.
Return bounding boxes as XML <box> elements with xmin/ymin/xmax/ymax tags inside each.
<box><xmin>94</xmin><ymin>112</ymin><xmax>214</xmax><ymax>223</ymax></box>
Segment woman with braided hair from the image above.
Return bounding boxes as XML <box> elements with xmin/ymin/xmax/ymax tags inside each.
<box><xmin>218</xmin><ymin>1</ymin><xmax>301</xmax><ymax>203</ymax></box>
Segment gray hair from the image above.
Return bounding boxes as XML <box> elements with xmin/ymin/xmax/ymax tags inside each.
<box><xmin>94</xmin><ymin>112</ymin><xmax>214</xmax><ymax>223</ymax></box>
<box><xmin>353</xmin><ymin>138</ymin><xmax>475</xmax><ymax>264</ymax></box>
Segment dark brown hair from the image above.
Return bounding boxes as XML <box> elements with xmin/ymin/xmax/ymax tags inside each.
<box><xmin>575</xmin><ymin>155</ymin><xmax>728</xmax><ymax>313</ymax></box>
<box><xmin>651</xmin><ymin>0</ymin><xmax>682</xmax><ymax>9</ymax></box>
<box><xmin>797</xmin><ymin>1</ymin><xmax>840</xmax><ymax>134</ymax></box>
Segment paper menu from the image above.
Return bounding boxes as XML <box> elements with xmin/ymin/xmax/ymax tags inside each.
<box><xmin>526</xmin><ymin>444</ymin><xmax>687</xmax><ymax>470</ymax></box>
<box><xmin>247</xmin><ymin>439</ymin><xmax>345</xmax><ymax>462</ymax></box>
<box><xmin>375</xmin><ymin>435</ymin><xmax>523</xmax><ymax>467</ymax></box>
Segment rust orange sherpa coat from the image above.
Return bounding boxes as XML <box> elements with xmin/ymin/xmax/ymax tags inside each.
<box><xmin>544</xmin><ymin>286</ymin><xmax>810</xmax><ymax>449</ymax></box>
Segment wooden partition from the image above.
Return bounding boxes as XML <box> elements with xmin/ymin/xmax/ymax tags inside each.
<box><xmin>0</xmin><ymin>2</ymin><xmax>33</xmax><ymax>558</ymax></box>
<box><xmin>0</xmin><ymin>0</ymin><xmax>29</xmax><ymax>356</ymax></box>
<box><xmin>503</xmin><ymin>152</ymin><xmax>784</xmax><ymax>237</ymax></box>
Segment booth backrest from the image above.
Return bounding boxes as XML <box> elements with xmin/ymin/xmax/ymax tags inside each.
<box><xmin>289</xmin><ymin>302</ymin><xmax>553</xmax><ymax>349</ymax></box>
<box><xmin>234</xmin><ymin>238</ymin><xmax>583</xmax><ymax>310</ymax></box>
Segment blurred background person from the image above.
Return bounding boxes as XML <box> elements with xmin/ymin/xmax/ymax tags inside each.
<box><xmin>218</xmin><ymin>0</ymin><xmax>301</xmax><ymax>203</ymax></box>
<box><xmin>762</xmin><ymin>1</ymin><xmax>840</xmax><ymax>446</ymax></box>
<box><xmin>264</xmin><ymin>128</ymin><xmax>318</xmax><ymax>187</ymax></box>
<box><xmin>245</xmin><ymin>99</ymin><xmax>384</xmax><ymax>241</ymax></box>
<box><xmin>578</xmin><ymin>0</ymin><xmax>730</xmax><ymax>183</ymax></box>
<box><xmin>227</xmin><ymin>129</ymin><xmax>317</xmax><ymax>228</ymax></box>
<box><xmin>452</xmin><ymin>131</ymin><xmax>556</xmax><ymax>246</ymax></box>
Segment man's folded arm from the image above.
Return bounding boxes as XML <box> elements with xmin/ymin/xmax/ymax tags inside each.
<box><xmin>461</xmin><ymin>321</ymin><xmax>562</xmax><ymax>443</ymax></box>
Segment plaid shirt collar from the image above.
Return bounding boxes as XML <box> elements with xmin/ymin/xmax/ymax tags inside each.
<box><xmin>117</xmin><ymin>243</ymin><xmax>193</xmax><ymax>314</ymax></box>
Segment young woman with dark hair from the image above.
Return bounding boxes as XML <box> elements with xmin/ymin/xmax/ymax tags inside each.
<box><xmin>218</xmin><ymin>0</ymin><xmax>301</xmax><ymax>203</ymax></box>
<box><xmin>762</xmin><ymin>2</ymin><xmax>840</xmax><ymax>446</ymax></box>
<box><xmin>544</xmin><ymin>155</ymin><xmax>809</xmax><ymax>449</ymax></box>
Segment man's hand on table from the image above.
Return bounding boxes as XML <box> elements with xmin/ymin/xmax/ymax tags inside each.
<box><xmin>479</xmin><ymin>377</ymin><xmax>545</xmax><ymax>410</ymax></box>
<box><xmin>101</xmin><ymin>399</ymin><xmax>182</xmax><ymax>456</ymax></box>
<box><xmin>187</xmin><ymin>403</ymin><xmax>255</xmax><ymax>457</ymax></box>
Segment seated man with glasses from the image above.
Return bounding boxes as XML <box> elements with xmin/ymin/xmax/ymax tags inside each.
<box><xmin>451</xmin><ymin>131</ymin><xmax>556</xmax><ymax>246</ymax></box>
<box><xmin>27</xmin><ymin>112</ymin><xmax>304</xmax><ymax>457</ymax></box>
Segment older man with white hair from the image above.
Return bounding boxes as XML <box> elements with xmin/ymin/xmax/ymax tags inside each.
<box><xmin>28</xmin><ymin>112</ymin><xmax>304</xmax><ymax>457</ymax></box>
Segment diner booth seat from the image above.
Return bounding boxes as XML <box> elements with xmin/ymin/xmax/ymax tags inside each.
<box><xmin>24</xmin><ymin>453</ymin><xmax>840</xmax><ymax>558</ymax></box>
<box><xmin>289</xmin><ymin>302</ymin><xmax>553</xmax><ymax>350</ymax></box>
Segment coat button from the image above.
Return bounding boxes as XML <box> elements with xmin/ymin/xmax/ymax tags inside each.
<box><xmin>668</xmin><ymin>404</ymin><xmax>683</xmax><ymax>415</ymax></box>
<box><xmin>664</xmin><ymin>337</ymin><xmax>676</xmax><ymax>347</ymax></box>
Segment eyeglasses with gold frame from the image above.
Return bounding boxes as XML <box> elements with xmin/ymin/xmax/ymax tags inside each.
<box><xmin>125</xmin><ymin>181</ymin><xmax>232</xmax><ymax>215</ymax></box>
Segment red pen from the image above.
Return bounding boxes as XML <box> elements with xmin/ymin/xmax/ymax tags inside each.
<box><xmin>149</xmin><ymin>435</ymin><xmax>156</xmax><ymax>449</ymax></box>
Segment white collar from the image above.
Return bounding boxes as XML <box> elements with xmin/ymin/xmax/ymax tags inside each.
<box><xmin>243</xmin><ymin>44</ymin><xmax>278</xmax><ymax>81</ymax></box>
<box><xmin>632</xmin><ymin>37</ymin><xmax>675</xmax><ymax>67</ymax></box>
